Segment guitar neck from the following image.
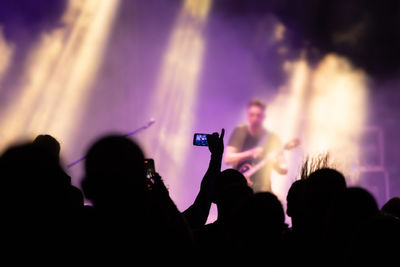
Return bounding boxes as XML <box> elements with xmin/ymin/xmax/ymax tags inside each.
<box><xmin>246</xmin><ymin>147</ymin><xmax>285</xmax><ymax>177</ymax></box>
<box><xmin>242</xmin><ymin>138</ymin><xmax>300</xmax><ymax>179</ymax></box>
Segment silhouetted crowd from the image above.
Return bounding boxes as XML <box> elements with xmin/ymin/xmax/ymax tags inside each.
<box><xmin>1</xmin><ymin>131</ymin><xmax>399</xmax><ymax>265</ymax></box>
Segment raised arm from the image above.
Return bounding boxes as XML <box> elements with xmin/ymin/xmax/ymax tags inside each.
<box><xmin>182</xmin><ymin>129</ymin><xmax>225</xmax><ymax>229</ymax></box>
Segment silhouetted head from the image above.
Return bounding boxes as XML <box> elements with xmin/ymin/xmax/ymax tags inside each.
<box><xmin>306</xmin><ymin>168</ymin><xmax>346</xmax><ymax>209</ymax></box>
<box><xmin>212</xmin><ymin>169</ymin><xmax>250</xmax><ymax>204</ymax></box>
<box><xmin>81</xmin><ymin>135</ymin><xmax>146</xmax><ymax>209</ymax></box>
<box><xmin>212</xmin><ymin>169</ymin><xmax>252</xmax><ymax>221</ymax></box>
<box><xmin>32</xmin><ymin>134</ymin><xmax>61</xmax><ymax>162</ymax></box>
<box><xmin>307</xmin><ymin>168</ymin><xmax>346</xmax><ymax>192</ymax></box>
<box><xmin>382</xmin><ymin>197</ymin><xmax>400</xmax><ymax>219</ymax></box>
<box><xmin>334</xmin><ymin>187</ymin><xmax>378</xmax><ymax>220</ymax></box>
<box><xmin>235</xmin><ymin>192</ymin><xmax>285</xmax><ymax>259</ymax></box>
<box><xmin>303</xmin><ymin>168</ymin><xmax>347</xmax><ymax>234</ymax></box>
<box><xmin>328</xmin><ymin>187</ymin><xmax>378</xmax><ymax>242</ymax></box>
<box><xmin>248</xmin><ymin>192</ymin><xmax>285</xmax><ymax>235</ymax></box>
<box><xmin>0</xmin><ymin>142</ymin><xmax>70</xmax><ymax>211</ymax></box>
<box><xmin>287</xmin><ymin>179</ymin><xmax>307</xmax><ymax>230</ymax></box>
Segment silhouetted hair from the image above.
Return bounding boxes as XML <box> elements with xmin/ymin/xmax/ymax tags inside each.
<box><xmin>300</xmin><ymin>153</ymin><xmax>331</xmax><ymax>180</ymax></box>
<box><xmin>247</xmin><ymin>99</ymin><xmax>266</xmax><ymax>110</ymax></box>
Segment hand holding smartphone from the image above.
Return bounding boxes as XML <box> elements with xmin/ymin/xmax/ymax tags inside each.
<box><xmin>193</xmin><ymin>129</ymin><xmax>225</xmax><ymax>157</ymax></box>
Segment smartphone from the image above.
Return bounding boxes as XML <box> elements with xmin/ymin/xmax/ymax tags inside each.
<box><xmin>193</xmin><ymin>133</ymin><xmax>210</xmax><ymax>146</ymax></box>
<box><xmin>144</xmin><ymin>158</ymin><xmax>155</xmax><ymax>180</ymax></box>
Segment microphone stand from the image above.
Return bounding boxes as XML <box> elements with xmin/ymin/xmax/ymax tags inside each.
<box><xmin>66</xmin><ymin>119</ymin><xmax>155</xmax><ymax>168</ymax></box>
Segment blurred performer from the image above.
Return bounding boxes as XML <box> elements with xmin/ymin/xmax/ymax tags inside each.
<box><xmin>224</xmin><ymin>99</ymin><xmax>288</xmax><ymax>192</ymax></box>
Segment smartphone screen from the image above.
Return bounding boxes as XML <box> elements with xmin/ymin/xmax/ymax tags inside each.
<box><xmin>193</xmin><ymin>133</ymin><xmax>209</xmax><ymax>146</ymax></box>
<box><xmin>144</xmin><ymin>158</ymin><xmax>155</xmax><ymax>180</ymax></box>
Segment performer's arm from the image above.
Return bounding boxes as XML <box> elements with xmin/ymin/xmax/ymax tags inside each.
<box><xmin>272</xmin><ymin>150</ymin><xmax>288</xmax><ymax>175</ymax></box>
<box><xmin>224</xmin><ymin>146</ymin><xmax>262</xmax><ymax>166</ymax></box>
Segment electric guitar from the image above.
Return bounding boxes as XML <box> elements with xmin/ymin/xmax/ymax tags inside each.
<box><xmin>238</xmin><ymin>138</ymin><xmax>301</xmax><ymax>186</ymax></box>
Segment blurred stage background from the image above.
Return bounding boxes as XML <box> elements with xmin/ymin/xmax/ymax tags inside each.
<box><xmin>0</xmin><ymin>0</ymin><xmax>399</xmax><ymax>222</ymax></box>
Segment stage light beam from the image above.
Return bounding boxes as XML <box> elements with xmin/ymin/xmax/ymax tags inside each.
<box><xmin>0</xmin><ymin>28</ymin><xmax>14</xmax><ymax>89</ymax></box>
<box><xmin>266</xmin><ymin>57</ymin><xmax>310</xmax><ymax>205</ymax></box>
<box><xmin>144</xmin><ymin>0</ymin><xmax>212</xmax><ymax>200</ymax></box>
<box><xmin>0</xmin><ymin>0</ymin><xmax>120</xmax><ymax>153</ymax></box>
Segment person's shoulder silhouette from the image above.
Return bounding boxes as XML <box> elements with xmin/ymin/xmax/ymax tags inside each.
<box><xmin>80</xmin><ymin>135</ymin><xmax>193</xmax><ymax>262</ymax></box>
<box><xmin>347</xmin><ymin>212</ymin><xmax>400</xmax><ymax>266</ymax></box>
<box><xmin>382</xmin><ymin>197</ymin><xmax>400</xmax><ymax>219</ymax></box>
<box><xmin>193</xmin><ymin>168</ymin><xmax>253</xmax><ymax>259</ymax></box>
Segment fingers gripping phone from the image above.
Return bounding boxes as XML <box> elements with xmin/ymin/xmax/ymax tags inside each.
<box><xmin>193</xmin><ymin>133</ymin><xmax>210</xmax><ymax>146</ymax></box>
